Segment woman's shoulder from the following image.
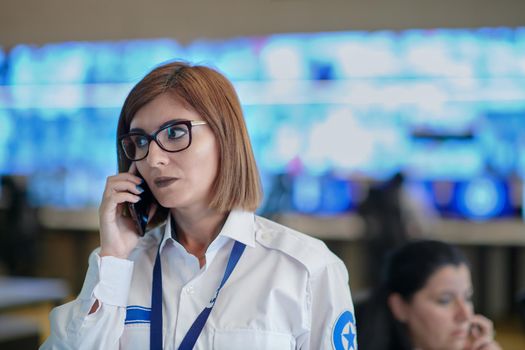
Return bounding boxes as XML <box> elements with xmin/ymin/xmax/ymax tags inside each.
<box><xmin>254</xmin><ymin>215</ymin><xmax>344</xmax><ymax>275</ymax></box>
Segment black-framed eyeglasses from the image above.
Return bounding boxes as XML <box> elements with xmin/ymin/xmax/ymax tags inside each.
<box><xmin>119</xmin><ymin>120</ymin><xmax>207</xmax><ymax>161</ymax></box>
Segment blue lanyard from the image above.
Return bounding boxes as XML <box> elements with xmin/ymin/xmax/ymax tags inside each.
<box><xmin>150</xmin><ymin>239</ymin><xmax>246</xmax><ymax>350</ymax></box>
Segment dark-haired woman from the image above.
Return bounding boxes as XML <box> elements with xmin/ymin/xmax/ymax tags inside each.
<box><xmin>356</xmin><ymin>240</ymin><xmax>500</xmax><ymax>350</ymax></box>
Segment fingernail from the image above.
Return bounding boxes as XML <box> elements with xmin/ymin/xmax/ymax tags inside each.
<box><xmin>136</xmin><ymin>185</ymin><xmax>144</xmax><ymax>193</ymax></box>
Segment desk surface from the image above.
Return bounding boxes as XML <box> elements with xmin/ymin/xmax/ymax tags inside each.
<box><xmin>39</xmin><ymin>207</ymin><xmax>525</xmax><ymax>246</ymax></box>
<box><xmin>0</xmin><ymin>277</ymin><xmax>70</xmax><ymax>311</ymax></box>
<box><xmin>278</xmin><ymin>214</ymin><xmax>525</xmax><ymax>246</ymax></box>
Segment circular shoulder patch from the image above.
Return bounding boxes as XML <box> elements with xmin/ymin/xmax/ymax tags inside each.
<box><xmin>332</xmin><ymin>310</ymin><xmax>356</xmax><ymax>350</ymax></box>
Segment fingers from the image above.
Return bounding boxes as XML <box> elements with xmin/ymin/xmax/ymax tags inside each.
<box><xmin>111</xmin><ymin>192</ymin><xmax>141</xmax><ymax>205</ymax></box>
<box><xmin>109</xmin><ymin>171</ymin><xmax>143</xmax><ymax>185</ymax></box>
<box><xmin>469</xmin><ymin>314</ymin><xmax>499</xmax><ymax>350</ymax></box>
<box><xmin>100</xmin><ymin>173</ymin><xmax>144</xmax><ymax>215</ymax></box>
<box><xmin>102</xmin><ymin>183</ymin><xmax>143</xmax><ymax>208</ymax></box>
<box><xmin>99</xmin><ymin>192</ymin><xmax>140</xmax><ymax>220</ymax></box>
<box><xmin>105</xmin><ymin>173</ymin><xmax>143</xmax><ymax>194</ymax></box>
<box><xmin>98</xmin><ymin>164</ymin><xmax>146</xmax><ymax>259</ymax></box>
<box><xmin>470</xmin><ymin>314</ymin><xmax>494</xmax><ymax>338</ymax></box>
<box><xmin>108</xmin><ymin>179</ymin><xmax>144</xmax><ymax>196</ymax></box>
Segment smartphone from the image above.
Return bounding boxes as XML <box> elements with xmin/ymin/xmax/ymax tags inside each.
<box><xmin>128</xmin><ymin>178</ymin><xmax>155</xmax><ymax>237</ymax></box>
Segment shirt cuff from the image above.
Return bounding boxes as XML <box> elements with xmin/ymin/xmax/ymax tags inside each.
<box><xmin>93</xmin><ymin>255</ymin><xmax>134</xmax><ymax>307</ymax></box>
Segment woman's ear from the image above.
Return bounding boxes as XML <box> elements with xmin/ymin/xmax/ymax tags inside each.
<box><xmin>388</xmin><ymin>293</ymin><xmax>409</xmax><ymax>322</ymax></box>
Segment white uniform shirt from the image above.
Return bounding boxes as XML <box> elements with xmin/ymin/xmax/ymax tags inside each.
<box><xmin>41</xmin><ymin>210</ymin><xmax>357</xmax><ymax>350</ymax></box>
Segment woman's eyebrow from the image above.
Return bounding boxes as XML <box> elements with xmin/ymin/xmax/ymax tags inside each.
<box><xmin>129</xmin><ymin>119</ymin><xmax>185</xmax><ymax>134</ymax></box>
<box><xmin>158</xmin><ymin>118</ymin><xmax>185</xmax><ymax>129</ymax></box>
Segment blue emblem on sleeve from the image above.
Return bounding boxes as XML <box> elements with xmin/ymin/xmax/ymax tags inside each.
<box><xmin>332</xmin><ymin>310</ymin><xmax>356</xmax><ymax>350</ymax></box>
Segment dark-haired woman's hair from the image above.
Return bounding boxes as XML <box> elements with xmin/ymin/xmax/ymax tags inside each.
<box><xmin>383</xmin><ymin>239</ymin><xmax>468</xmax><ymax>301</ymax></box>
<box><xmin>356</xmin><ymin>240</ymin><xmax>469</xmax><ymax>350</ymax></box>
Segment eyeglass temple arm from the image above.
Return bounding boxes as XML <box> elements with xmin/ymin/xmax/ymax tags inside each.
<box><xmin>190</xmin><ymin>121</ymin><xmax>207</xmax><ymax>126</ymax></box>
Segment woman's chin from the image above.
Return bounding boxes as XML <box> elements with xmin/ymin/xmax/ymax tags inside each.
<box><xmin>447</xmin><ymin>336</ymin><xmax>468</xmax><ymax>350</ymax></box>
<box><xmin>157</xmin><ymin>196</ymin><xmax>185</xmax><ymax>210</ymax></box>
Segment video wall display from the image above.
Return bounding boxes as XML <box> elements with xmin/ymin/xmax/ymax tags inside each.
<box><xmin>0</xmin><ymin>28</ymin><xmax>524</xmax><ymax>220</ymax></box>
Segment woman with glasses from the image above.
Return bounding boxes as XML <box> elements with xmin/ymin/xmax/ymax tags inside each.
<box><xmin>356</xmin><ymin>240</ymin><xmax>501</xmax><ymax>350</ymax></box>
<box><xmin>41</xmin><ymin>61</ymin><xmax>356</xmax><ymax>350</ymax></box>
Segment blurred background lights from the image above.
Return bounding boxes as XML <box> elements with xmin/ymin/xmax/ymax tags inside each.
<box><xmin>259</xmin><ymin>37</ymin><xmax>307</xmax><ymax>80</ymax></box>
<box><xmin>293</xmin><ymin>175</ymin><xmax>322</xmax><ymax>213</ymax></box>
<box><xmin>458</xmin><ymin>178</ymin><xmax>507</xmax><ymax>220</ymax></box>
<box><xmin>0</xmin><ymin>28</ymin><xmax>523</xmax><ymax>219</ymax></box>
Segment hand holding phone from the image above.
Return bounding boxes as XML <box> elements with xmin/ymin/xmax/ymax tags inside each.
<box><xmin>466</xmin><ymin>314</ymin><xmax>501</xmax><ymax>350</ymax></box>
<box><xmin>99</xmin><ymin>163</ymin><xmax>156</xmax><ymax>259</ymax></box>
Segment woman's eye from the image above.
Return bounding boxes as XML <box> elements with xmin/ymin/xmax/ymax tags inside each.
<box><xmin>167</xmin><ymin>127</ymin><xmax>187</xmax><ymax>139</ymax></box>
<box><xmin>436</xmin><ymin>296</ymin><xmax>452</xmax><ymax>305</ymax></box>
<box><xmin>135</xmin><ymin>136</ymin><xmax>149</xmax><ymax>148</ymax></box>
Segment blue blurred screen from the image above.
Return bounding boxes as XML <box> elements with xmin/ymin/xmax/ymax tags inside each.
<box><xmin>0</xmin><ymin>28</ymin><xmax>524</xmax><ymax>220</ymax></box>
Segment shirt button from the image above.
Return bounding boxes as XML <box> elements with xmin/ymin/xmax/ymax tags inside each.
<box><xmin>185</xmin><ymin>285</ymin><xmax>195</xmax><ymax>295</ymax></box>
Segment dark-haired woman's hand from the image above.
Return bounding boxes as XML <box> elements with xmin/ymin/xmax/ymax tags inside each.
<box><xmin>465</xmin><ymin>314</ymin><xmax>501</xmax><ymax>350</ymax></box>
<box><xmin>98</xmin><ymin>163</ymin><xmax>146</xmax><ymax>259</ymax></box>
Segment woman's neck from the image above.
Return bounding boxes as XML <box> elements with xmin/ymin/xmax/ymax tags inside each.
<box><xmin>171</xmin><ymin>207</ymin><xmax>228</xmax><ymax>264</ymax></box>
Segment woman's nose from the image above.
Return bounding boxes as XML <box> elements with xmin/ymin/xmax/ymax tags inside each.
<box><xmin>146</xmin><ymin>140</ymin><xmax>169</xmax><ymax>166</ymax></box>
<box><xmin>454</xmin><ymin>299</ymin><xmax>472</xmax><ymax>322</ymax></box>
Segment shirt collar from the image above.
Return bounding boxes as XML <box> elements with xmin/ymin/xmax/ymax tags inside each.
<box><xmin>159</xmin><ymin>209</ymin><xmax>256</xmax><ymax>252</ymax></box>
<box><xmin>218</xmin><ymin>209</ymin><xmax>256</xmax><ymax>247</ymax></box>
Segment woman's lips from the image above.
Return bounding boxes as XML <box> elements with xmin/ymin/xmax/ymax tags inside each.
<box><xmin>451</xmin><ymin>328</ymin><xmax>469</xmax><ymax>338</ymax></box>
<box><xmin>154</xmin><ymin>177</ymin><xmax>178</xmax><ymax>188</ymax></box>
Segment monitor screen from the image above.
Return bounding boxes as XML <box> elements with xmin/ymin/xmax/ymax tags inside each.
<box><xmin>0</xmin><ymin>28</ymin><xmax>523</xmax><ymax>220</ymax></box>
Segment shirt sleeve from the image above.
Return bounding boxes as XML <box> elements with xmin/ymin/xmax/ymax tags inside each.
<box><xmin>40</xmin><ymin>250</ymin><xmax>134</xmax><ymax>350</ymax></box>
<box><xmin>298</xmin><ymin>258</ymin><xmax>357</xmax><ymax>350</ymax></box>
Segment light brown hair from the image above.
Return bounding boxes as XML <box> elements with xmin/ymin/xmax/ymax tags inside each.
<box><xmin>116</xmin><ymin>61</ymin><xmax>262</xmax><ymax>225</ymax></box>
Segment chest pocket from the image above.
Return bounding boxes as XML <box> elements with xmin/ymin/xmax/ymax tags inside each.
<box><xmin>213</xmin><ymin>329</ymin><xmax>295</xmax><ymax>350</ymax></box>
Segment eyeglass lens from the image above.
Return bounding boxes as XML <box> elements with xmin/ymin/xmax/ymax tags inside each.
<box><xmin>121</xmin><ymin>122</ymin><xmax>191</xmax><ymax>161</ymax></box>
